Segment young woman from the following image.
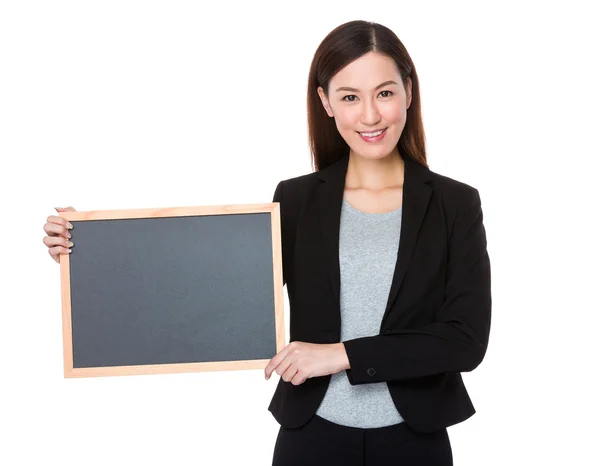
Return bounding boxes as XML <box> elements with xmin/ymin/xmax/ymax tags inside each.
<box><xmin>43</xmin><ymin>20</ymin><xmax>491</xmax><ymax>466</ymax></box>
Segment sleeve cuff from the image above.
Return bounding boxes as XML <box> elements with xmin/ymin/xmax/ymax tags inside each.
<box><xmin>343</xmin><ymin>339</ymin><xmax>383</xmax><ymax>385</ymax></box>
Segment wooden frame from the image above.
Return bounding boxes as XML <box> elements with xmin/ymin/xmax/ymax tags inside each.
<box><xmin>58</xmin><ymin>202</ymin><xmax>285</xmax><ymax>378</ymax></box>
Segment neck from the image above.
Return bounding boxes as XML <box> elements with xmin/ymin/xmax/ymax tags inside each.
<box><xmin>346</xmin><ymin>149</ymin><xmax>404</xmax><ymax>190</ymax></box>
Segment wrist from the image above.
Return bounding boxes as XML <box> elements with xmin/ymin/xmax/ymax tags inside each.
<box><xmin>336</xmin><ymin>342</ymin><xmax>350</xmax><ymax>370</ymax></box>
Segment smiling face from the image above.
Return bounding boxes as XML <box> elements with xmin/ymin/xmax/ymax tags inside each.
<box><xmin>317</xmin><ymin>51</ymin><xmax>412</xmax><ymax>161</ymax></box>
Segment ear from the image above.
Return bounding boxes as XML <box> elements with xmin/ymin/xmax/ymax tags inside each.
<box><xmin>405</xmin><ymin>76</ymin><xmax>413</xmax><ymax>110</ymax></box>
<box><xmin>317</xmin><ymin>86</ymin><xmax>334</xmax><ymax>118</ymax></box>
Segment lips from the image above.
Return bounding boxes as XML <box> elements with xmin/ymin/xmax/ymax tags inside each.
<box><xmin>358</xmin><ymin>128</ymin><xmax>387</xmax><ymax>137</ymax></box>
<box><xmin>357</xmin><ymin>127</ymin><xmax>387</xmax><ymax>142</ymax></box>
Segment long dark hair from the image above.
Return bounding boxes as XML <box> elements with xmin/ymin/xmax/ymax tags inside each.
<box><xmin>307</xmin><ymin>20</ymin><xmax>428</xmax><ymax>172</ymax></box>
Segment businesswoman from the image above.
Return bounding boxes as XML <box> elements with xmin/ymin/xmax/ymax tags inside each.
<box><xmin>42</xmin><ymin>20</ymin><xmax>491</xmax><ymax>466</ymax></box>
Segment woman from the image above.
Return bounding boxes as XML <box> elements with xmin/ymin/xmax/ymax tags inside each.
<box><xmin>43</xmin><ymin>20</ymin><xmax>491</xmax><ymax>466</ymax></box>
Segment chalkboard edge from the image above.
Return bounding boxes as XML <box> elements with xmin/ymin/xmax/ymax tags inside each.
<box><xmin>57</xmin><ymin>203</ymin><xmax>279</xmax><ymax>221</ymax></box>
<box><xmin>64</xmin><ymin>359</ymin><xmax>272</xmax><ymax>378</ymax></box>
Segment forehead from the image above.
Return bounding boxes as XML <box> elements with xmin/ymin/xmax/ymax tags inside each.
<box><xmin>330</xmin><ymin>52</ymin><xmax>401</xmax><ymax>88</ymax></box>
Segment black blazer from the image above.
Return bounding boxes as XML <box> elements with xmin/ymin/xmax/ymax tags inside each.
<box><xmin>268</xmin><ymin>153</ymin><xmax>492</xmax><ymax>433</ymax></box>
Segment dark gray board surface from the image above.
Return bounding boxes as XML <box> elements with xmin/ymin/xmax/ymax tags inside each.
<box><xmin>68</xmin><ymin>212</ymin><xmax>277</xmax><ymax>368</ymax></box>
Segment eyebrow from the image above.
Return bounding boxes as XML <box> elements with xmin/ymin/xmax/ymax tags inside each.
<box><xmin>334</xmin><ymin>80</ymin><xmax>398</xmax><ymax>93</ymax></box>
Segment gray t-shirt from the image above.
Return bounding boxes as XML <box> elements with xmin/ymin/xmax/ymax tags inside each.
<box><xmin>315</xmin><ymin>199</ymin><xmax>405</xmax><ymax>428</ymax></box>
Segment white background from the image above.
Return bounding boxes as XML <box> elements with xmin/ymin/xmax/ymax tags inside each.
<box><xmin>2</xmin><ymin>0</ymin><xmax>599</xmax><ymax>464</ymax></box>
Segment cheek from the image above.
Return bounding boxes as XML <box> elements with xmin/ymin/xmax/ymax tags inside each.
<box><xmin>382</xmin><ymin>104</ymin><xmax>404</xmax><ymax>123</ymax></box>
<box><xmin>333</xmin><ymin>107</ymin><xmax>360</xmax><ymax>131</ymax></box>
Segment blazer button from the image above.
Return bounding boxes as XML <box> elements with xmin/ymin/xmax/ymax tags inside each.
<box><xmin>367</xmin><ymin>368</ymin><xmax>376</xmax><ymax>376</ymax></box>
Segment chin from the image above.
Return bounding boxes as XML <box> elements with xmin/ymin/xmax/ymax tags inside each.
<box><xmin>343</xmin><ymin>130</ymin><xmax>401</xmax><ymax>160</ymax></box>
<box><xmin>348</xmin><ymin>145</ymin><xmax>400</xmax><ymax>161</ymax></box>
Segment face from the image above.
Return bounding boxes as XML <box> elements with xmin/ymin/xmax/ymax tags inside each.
<box><xmin>317</xmin><ymin>51</ymin><xmax>412</xmax><ymax>161</ymax></box>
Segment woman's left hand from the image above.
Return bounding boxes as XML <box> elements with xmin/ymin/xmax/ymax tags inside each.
<box><xmin>264</xmin><ymin>341</ymin><xmax>350</xmax><ymax>385</ymax></box>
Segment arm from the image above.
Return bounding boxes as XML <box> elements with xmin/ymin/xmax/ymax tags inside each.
<box><xmin>342</xmin><ymin>189</ymin><xmax>492</xmax><ymax>385</ymax></box>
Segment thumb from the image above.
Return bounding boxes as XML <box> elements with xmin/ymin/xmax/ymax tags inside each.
<box><xmin>54</xmin><ymin>206</ymin><xmax>76</xmax><ymax>212</ymax></box>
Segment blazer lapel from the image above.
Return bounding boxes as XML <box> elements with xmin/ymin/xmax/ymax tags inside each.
<box><xmin>315</xmin><ymin>153</ymin><xmax>433</xmax><ymax>332</ymax></box>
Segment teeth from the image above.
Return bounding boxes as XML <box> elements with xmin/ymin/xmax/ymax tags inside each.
<box><xmin>361</xmin><ymin>129</ymin><xmax>384</xmax><ymax>137</ymax></box>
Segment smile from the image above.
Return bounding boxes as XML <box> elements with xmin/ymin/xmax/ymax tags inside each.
<box><xmin>357</xmin><ymin>128</ymin><xmax>387</xmax><ymax>142</ymax></box>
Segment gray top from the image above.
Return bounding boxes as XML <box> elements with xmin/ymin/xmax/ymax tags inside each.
<box><xmin>315</xmin><ymin>199</ymin><xmax>405</xmax><ymax>428</ymax></box>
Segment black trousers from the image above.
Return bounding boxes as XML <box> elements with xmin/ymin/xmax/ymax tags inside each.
<box><xmin>272</xmin><ymin>414</ymin><xmax>453</xmax><ymax>466</ymax></box>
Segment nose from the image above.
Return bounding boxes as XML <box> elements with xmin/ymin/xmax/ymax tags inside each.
<box><xmin>360</xmin><ymin>97</ymin><xmax>381</xmax><ymax>126</ymax></box>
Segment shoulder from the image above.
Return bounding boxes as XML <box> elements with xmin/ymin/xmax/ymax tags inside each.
<box><xmin>272</xmin><ymin>172</ymin><xmax>319</xmax><ymax>208</ymax></box>
<box><xmin>426</xmin><ymin>168</ymin><xmax>485</xmax><ymax>245</ymax></box>
<box><xmin>271</xmin><ymin>172</ymin><xmax>319</xmax><ymax>256</ymax></box>
<box><xmin>429</xmin><ymin>168</ymin><xmax>479</xmax><ymax>198</ymax></box>
<box><xmin>427</xmin><ymin>168</ymin><xmax>482</xmax><ymax>213</ymax></box>
<box><xmin>276</xmin><ymin>171</ymin><xmax>319</xmax><ymax>193</ymax></box>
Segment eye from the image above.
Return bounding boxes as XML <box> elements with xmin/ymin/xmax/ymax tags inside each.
<box><xmin>342</xmin><ymin>95</ymin><xmax>358</xmax><ymax>102</ymax></box>
<box><xmin>379</xmin><ymin>90</ymin><xmax>394</xmax><ymax>97</ymax></box>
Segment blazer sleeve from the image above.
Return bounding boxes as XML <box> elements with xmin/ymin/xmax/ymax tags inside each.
<box><xmin>342</xmin><ymin>188</ymin><xmax>492</xmax><ymax>385</ymax></box>
<box><xmin>272</xmin><ymin>181</ymin><xmax>285</xmax><ymax>287</ymax></box>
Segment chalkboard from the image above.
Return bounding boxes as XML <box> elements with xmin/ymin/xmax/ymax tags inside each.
<box><xmin>58</xmin><ymin>202</ymin><xmax>284</xmax><ymax>378</ymax></box>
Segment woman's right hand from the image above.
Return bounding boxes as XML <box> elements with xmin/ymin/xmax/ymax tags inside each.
<box><xmin>43</xmin><ymin>206</ymin><xmax>76</xmax><ymax>263</ymax></box>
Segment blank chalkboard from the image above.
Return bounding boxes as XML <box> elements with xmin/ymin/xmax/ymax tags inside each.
<box><xmin>58</xmin><ymin>202</ymin><xmax>284</xmax><ymax>378</ymax></box>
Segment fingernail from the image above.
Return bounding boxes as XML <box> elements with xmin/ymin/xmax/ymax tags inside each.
<box><xmin>67</xmin><ymin>232</ymin><xmax>71</xmax><ymax>238</ymax></box>
<box><xmin>68</xmin><ymin>242</ymin><xmax>74</xmax><ymax>247</ymax></box>
<box><xmin>67</xmin><ymin>223</ymin><xmax>73</xmax><ymax>229</ymax></box>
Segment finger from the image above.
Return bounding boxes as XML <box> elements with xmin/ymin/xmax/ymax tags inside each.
<box><xmin>282</xmin><ymin>364</ymin><xmax>299</xmax><ymax>383</ymax></box>
<box><xmin>264</xmin><ymin>345</ymin><xmax>292</xmax><ymax>379</ymax></box>
<box><xmin>265</xmin><ymin>356</ymin><xmax>282</xmax><ymax>380</ymax></box>
<box><xmin>43</xmin><ymin>235</ymin><xmax>73</xmax><ymax>249</ymax></box>
<box><xmin>48</xmin><ymin>245</ymin><xmax>72</xmax><ymax>259</ymax></box>
<box><xmin>291</xmin><ymin>371</ymin><xmax>307</xmax><ymax>386</ymax></box>
<box><xmin>274</xmin><ymin>357</ymin><xmax>293</xmax><ymax>377</ymax></box>
<box><xmin>46</xmin><ymin>214</ymin><xmax>73</xmax><ymax>230</ymax></box>
<box><xmin>55</xmin><ymin>206</ymin><xmax>76</xmax><ymax>212</ymax></box>
<box><xmin>44</xmin><ymin>221</ymin><xmax>72</xmax><ymax>239</ymax></box>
